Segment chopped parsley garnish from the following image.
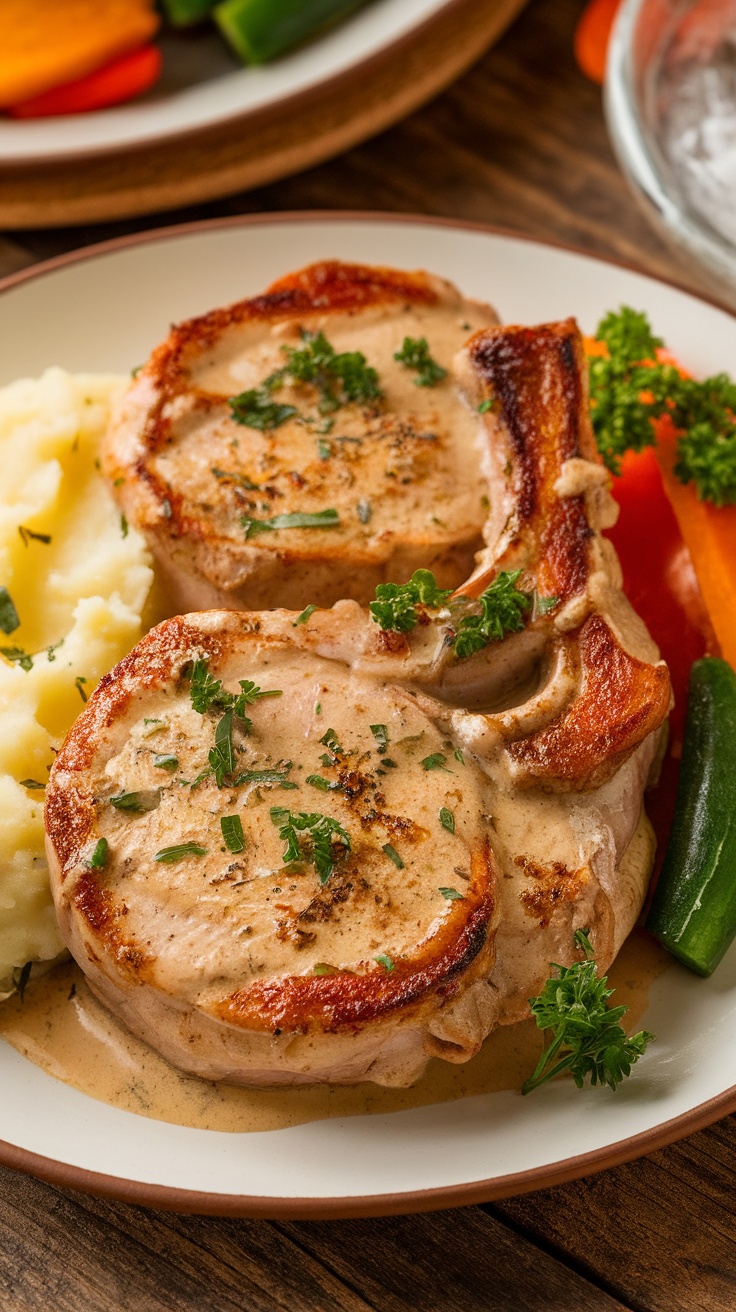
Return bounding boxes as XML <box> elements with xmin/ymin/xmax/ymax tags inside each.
<box><xmin>241</xmin><ymin>509</ymin><xmax>340</xmax><ymax>538</ymax></box>
<box><xmin>319</xmin><ymin>727</ymin><xmax>343</xmax><ymax>757</ymax></box>
<box><xmin>477</xmin><ymin>399</ymin><xmax>493</xmax><ymax>414</ymax></box>
<box><xmin>188</xmin><ymin>659</ymin><xmax>223</xmax><ymax>714</ymax></box>
<box><xmin>313</xmin><ymin>962</ymin><xmax>339</xmax><ymax>976</ymax></box>
<box><xmin>0</xmin><ymin>587</ymin><xmax>20</xmax><ymax>635</ymax></box>
<box><xmin>87</xmin><ymin>838</ymin><xmax>109</xmax><ymax>869</ymax></box>
<box><xmin>269</xmin><ymin>807</ymin><xmax>351</xmax><ymax>884</ymax></box>
<box><xmin>454</xmin><ymin>748</ymin><xmax>465</xmax><ymax>764</ymax></box>
<box><xmin>282</xmin><ymin>329</ymin><xmax>382</xmax><ymax>413</ymax></box>
<box><xmin>187</xmin><ymin>660</ymin><xmax>280</xmax><ymax>719</ymax></box>
<box><xmin>393</xmin><ymin>336</ymin><xmax>447</xmax><ymax>387</ymax></box>
<box><xmin>317</xmin><ymin>438</ymin><xmax>331</xmax><ymax>460</ymax></box>
<box><xmin>235</xmin><ymin>679</ymin><xmax>283</xmax><ymax>708</ymax></box>
<box><xmin>439</xmin><ymin>887</ymin><xmax>464</xmax><ymax>900</ymax></box>
<box><xmin>153</xmin><ymin>753</ymin><xmax>179</xmax><ymax>772</ymax></box>
<box><xmin>13</xmin><ymin>961</ymin><xmax>32</xmax><ymax>1002</ymax></box>
<box><xmin>452</xmin><ymin>570</ymin><xmax>532</xmax><ymax>660</ymax></box>
<box><xmin>229</xmin><ymin>385</ymin><xmax>297</xmax><ymax>431</ymax></box>
<box><xmin>536</xmin><ymin>593</ymin><xmax>560</xmax><ymax>616</ymax></box>
<box><xmin>382</xmin><ymin>843</ymin><xmax>404</xmax><ymax>869</ymax></box>
<box><xmin>109</xmin><ymin>790</ymin><xmax>160</xmax><ymax>813</ymax></box>
<box><xmin>293</xmin><ymin>604</ymin><xmax>317</xmax><ymax>627</ymax></box>
<box><xmin>375</xmin><ymin>953</ymin><xmax>394</xmax><ymax>971</ymax></box>
<box><xmin>236</xmin><ymin>765</ymin><xmax>297</xmax><ymax>788</ymax></box>
<box><xmin>0</xmin><ymin>646</ymin><xmax>32</xmax><ymax>671</ymax></box>
<box><xmin>46</xmin><ymin>639</ymin><xmax>63</xmax><ymax>663</ymax></box>
<box><xmin>161</xmin><ymin>498</ymin><xmax>172</xmax><ymax>519</ymax></box>
<box><xmin>306</xmin><ymin>774</ymin><xmax>332</xmax><ymax>791</ymax></box>
<box><xmin>212</xmin><ymin>466</ymin><xmax>261</xmax><ymax>491</ymax></box>
<box><xmin>154</xmin><ymin>842</ymin><xmax>207</xmax><ymax>864</ymax></box>
<box><xmin>370</xmin><ymin>724</ymin><xmax>389</xmax><ymax>754</ymax></box>
<box><xmin>521</xmin><ymin>928</ymin><xmax>655</xmax><ymax>1095</ymax></box>
<box><xmin>74</xmin><ymin>676</ymin><xmax>88</xmax><ymax>703</ymax></box>
<box><xmin>19</xmin><ymin>778</ymin><xmax>45</xmax><ymax>790</ymax></box>
<box><xmin>209</xmin><ymin>709</ymin><xmax>237</xmax><ymax>787</ymax></box>
<box><xmin>221</xmin><ymin>814</ymin><xmax>245</xmax><ymax>853</ymax></box>
<box><xmin>369</xmin><ymin>569</ymin><xmax>453</xmax><ymax>633</ymax></box>
<box><xmin>421</xmin><ymin>753</ymin><xmax>450</xmax><ymax>772</ymax></box>
<box><xmin>18</xmin><ymin>526</ymin><xmax>51</xmax><ymax>547</ymax></box>
<box><xmin>357</xmin><ymin>498</ymin><xmax>372</xmax><ymax>524</ymax></box>
<box><xmin>120</xmin><ymin>513</ymin><xmax>129</xmax><ymax>539</ymax></box>
<box><xmin>439</xmin><ymin>807</ymin><xmax>455</xmax><ymax>833</ymax></box>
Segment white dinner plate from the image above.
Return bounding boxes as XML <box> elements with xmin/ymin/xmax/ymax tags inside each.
<box><xmin>0</xmin><ymin>0</ymin><xmax>452</xmax><ymax>163</ymax></box>
<box><xmin>1</xmin><ymin>214</ymin><xmax>735</xmax><ymax>1217</ymax></box>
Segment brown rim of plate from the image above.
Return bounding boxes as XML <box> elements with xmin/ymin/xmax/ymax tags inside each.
<box><xmin>0</xmin><ymin>210</ymin><xmax>734</xmax><ymax>1219</ymax></box>
<box><xmin>0</xmin><ymin>0</ymin><xmax>518</xmax><ymax>166</ymax></box>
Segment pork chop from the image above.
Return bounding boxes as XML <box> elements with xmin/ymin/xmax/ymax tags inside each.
<box><xmin>103</xmin><ymin>261</ymin><xmax>498</xmax><ymax>614</ymax></box>
<box><xmin>46</xmin><ymin>317</ymin><xmax>672</xmax><ymax>1088</ymax></box>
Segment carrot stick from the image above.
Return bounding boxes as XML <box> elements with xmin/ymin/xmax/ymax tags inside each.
<box><xmin>574</xmin><ymin>0</ymin><xmax>622</xmax><ymax>85</ymax></box>
<box><xmin>655</xmin><ymin>417</ymin><xmax>736</xmax><ymax>672</ymax></box>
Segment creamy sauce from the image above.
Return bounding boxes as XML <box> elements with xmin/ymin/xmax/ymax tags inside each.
<box><xmin>0</xmin><ymin>927</ymin><xmax>669</xmax><ymax>1133</ymax></box>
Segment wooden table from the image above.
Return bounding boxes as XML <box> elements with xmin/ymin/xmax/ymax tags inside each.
<box><xmin>1</xmin><ymin>1</ymin><xmax>734</xmax><ymax>1308</ymax></box>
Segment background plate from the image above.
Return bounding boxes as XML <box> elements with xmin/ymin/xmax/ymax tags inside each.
<box><xmin>1</xmin><ymin>214</ymin><xmax>735</xmax><ymax>1216</ymax></box>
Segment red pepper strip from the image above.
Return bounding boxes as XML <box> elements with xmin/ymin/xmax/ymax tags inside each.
<box><xmin>573</xmin><ymin>0</ymin><xmax>622</xmax><ymax>85</ymax></box>
<box><xmin>8</xmin><ymin>44</ymin><xmax>162</xmax><ymax>119</ymax></box>
<box><xmin>605</xmin><ymin>447</ymin><xmax>712</xmax><ymax>888</ymax></box>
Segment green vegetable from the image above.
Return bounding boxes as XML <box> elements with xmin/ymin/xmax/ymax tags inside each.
<box><xmin>421</xmin><ymin>753</ymin><xmax>450</xmax><ymax>772</ymax></box>
<box><xmin>87</xmin><ymin>838</ymin><xmax>109</xmax><ymax>869</ymax></box>
<box><xmin>215</xmin><ymin>0</ymin><xmax>367</xmax><ymax>65</ymax></box>
<box><xmin>453</xmin><ymin>570</ymin><xmax>532</xmax><ymax>659</ymax></box>
<box><xmin>109</xmin><ymin>791</ymin><xmax>160</xmax><ymax>813</ymax></box>
<box><xmin>0</xmin><ymin>587</ymin><xmax>20</xmax><ymax>635</ymax></box>
<box><xmin>221</xmin><ymin>814</ymin><xmax>245</xmax><ymax>853</ymax></box>
<box><xmin>153</xmin><ymin>754</ymin><xmax>179</xmax><ymax>772</ymax></box>
<box><xmin>646</xmin><ymin>658</ymin><xmax>736</xmax><ymax>975</ymax></box>
<box><xmin>269</xmin><ymin>807</ymin><xmax>351</xmax><ymax>884</ymax></box>
<box><xmin>439</xmin><ymin>887</ymin><xmax>464</xmax><ymax>900</ymax></box>
<box><xmin>162</xmin><ymin>0</ymin><xmax>216</xmax><ymax>27</ymax></box>
<box><xmin>241</xmin><ymin>509</ymin><xmax>340</xmax><ymax>538</ymax></box>
<box><xmin>382</xmin><ymin>843</ymin><xmax>404</xmax><ymax>869</ymax></box>
<box><xmin>439</xmin><ymin>807</ymin><xmax>455</xmax><ymax>833</ymax></box>
<box><xmin>369</xmin><ymin>569</ymin><xmax>453</xmax><ymax>633</ymax></box>
<box><xmin>393</xmin><ymin>336</ymin><xmax>447</xmax><ymax>387</ymax></box>
<box><xmin>154</xmin><ymin>843</ymin><xmax>208</xmax><ymax>863</ymax></box>
<box><xmin>0</xmin><ymin>646</ymin><xmax>32</xmax><ymax>671</ymax></box>
<box><xmin>590</xmin><ymin>306</ymin><xmax>736</xmax><ymax>500</ymax></box>
<box><xmin>293</xmin><ymin>604</ymin><xmax>317</xmax><ymax>627</ymax></box>
<box><xmin>521</xmin><ymin>929</ymin><xmax>655</xmax><ymax>1094</ymax></box>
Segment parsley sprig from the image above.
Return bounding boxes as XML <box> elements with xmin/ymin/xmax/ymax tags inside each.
<box><xmin>521</xmin><ymin>929</ymin><xmax>655</xmax><ymax>1095</ymax></box>
<box><xmin>393</xmin><ymin>336</ymin><xmax>447</xmax><ymax>387</ymax></box>
<box><xmin>269</xmin><ymin>807</ymin><xmax>351</xmax><ymax>884</ymax></box>
<box><xmin>369</xmin><ymin>569</ymin><xmax>453</xmax><ymax>633</ymax></box>
<box><xmin>590</xmin><ymin>306</ymin><xmax>736</xmax><ymax>502</ymax></box>
<box><xmin>452</xmin><ymin>570</ymin><xmax>532</xmax><ymax>659</ymax></box>
<box><xmin>187</xmin><ymin>660</ymin><xmax>282</xmax><ymax>720</ymax></box>
<box><xmin>229</xmin><ymin>329</ymin><xmax>382</xmax><ymax>429</ymax></box>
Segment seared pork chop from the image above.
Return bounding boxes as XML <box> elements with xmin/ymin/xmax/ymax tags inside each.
<box><xmin>46</xmin><ymin>317</ymin><xmax>671</xmax><ymax>1088</ymax></box>
<box><xmin>103</xmin><ymin>262</ymin><xmax>498</xmax><ymax>614</ymax></box>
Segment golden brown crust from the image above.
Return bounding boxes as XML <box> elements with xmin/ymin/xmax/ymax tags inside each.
<box><xmin>217</xmin><ymin>842</ymin><xmax>495</xmax><ymax>1033</ymax></box>
<box><xmin>505</xmin><ymin>615</ymin><xmax>672</xmax><ymax>788</ymax></box>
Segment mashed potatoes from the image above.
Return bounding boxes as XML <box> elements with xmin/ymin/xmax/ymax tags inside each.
<box><xmin>0</xmin><ymin>369</ymin><xmax>154</xmax><ymax>994</ymax></box>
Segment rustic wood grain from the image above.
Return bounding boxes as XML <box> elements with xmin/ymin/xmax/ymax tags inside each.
<box><xmin>0</xmin><ymin>1</ymin><xmax>734</xmax><ymax>1310</ymax></box>
<box><xmin>493</xmin><ymin>1116</ymin><xmax>736</xmax><ymax>1312</ymax></box>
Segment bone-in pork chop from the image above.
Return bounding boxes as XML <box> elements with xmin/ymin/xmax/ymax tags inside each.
<box><xmin>103</xmin><ymin>261</ymin><xmax>498</xmax><ymax>614</ymax></box>
<box><xmin>46</xmin><ymin>317</ymin><xmax>671</xmax><ymax>1088</ymax></box>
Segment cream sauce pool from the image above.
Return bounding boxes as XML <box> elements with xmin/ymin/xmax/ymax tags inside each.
<box><xmin>0</xmin><ymin>928</ymin><xmax>668</xmax><ymax>1133</ymax></box>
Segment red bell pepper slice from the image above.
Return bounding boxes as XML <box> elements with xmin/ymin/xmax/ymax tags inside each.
<box><xmin>8</xmin><ymin>44</ymin><xmax>162</xmax><ymax>119</ymax></box>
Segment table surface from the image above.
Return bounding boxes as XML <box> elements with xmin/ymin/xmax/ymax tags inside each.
<box><xmin>1</xmin><ymin>2</ymin><xmax>734</xmax><ymax>1309</ymax></box>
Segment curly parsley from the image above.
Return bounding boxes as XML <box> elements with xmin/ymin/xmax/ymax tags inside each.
<box><xmin>393</xmin><ymin>336</ymin><xmax>447</xmax><ymax>387</ymax></box>
<box><xmin>369</xmin><ymin>569</ymin><xmax>453</xmax><ymax>633</ymax></box>
<box><xmin>269</xmin><ymin>807</ymin><xmax>351</xmax><ymax>884</ymax></box>
<box><xmin>452</xmin><ymin>570</ymin><xmax>532</xmax><ymax>659</ymax></box>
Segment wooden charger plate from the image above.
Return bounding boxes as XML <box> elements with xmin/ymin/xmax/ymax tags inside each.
<box><xmin>0</xmin><ymin>0</ymin><xmax>526</xmax><ymax>228</ymax></box>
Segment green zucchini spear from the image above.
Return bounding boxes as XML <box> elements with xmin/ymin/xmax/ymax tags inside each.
<box><xmin>646</xmin><ymin>657</ymin><xmax>736</xmax><ymax>976</ymax></box>
<box><xmin>162</xmin><ymin>0</ymin><xmax>217</xmax><ymax>26</ymax></box>
<box><xmin>214</xmin><ymin>0</ymin><xmax>367</xmax><ymax>65</ymax></box>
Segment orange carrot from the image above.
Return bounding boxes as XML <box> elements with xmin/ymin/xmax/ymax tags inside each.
<box><xmin>655</xmin><ymin>416</ymin><xmax>736</xmax><ymax>671</ymax></box>
<box><xmin>574</xmin><ymin>0</ymin><xmax>622</xmax><ymax>85</ymax></box>
<box><xmin>8</xmin><ymin>45</ymin><xmax>162</xmax><ymax>118</ymax></box>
